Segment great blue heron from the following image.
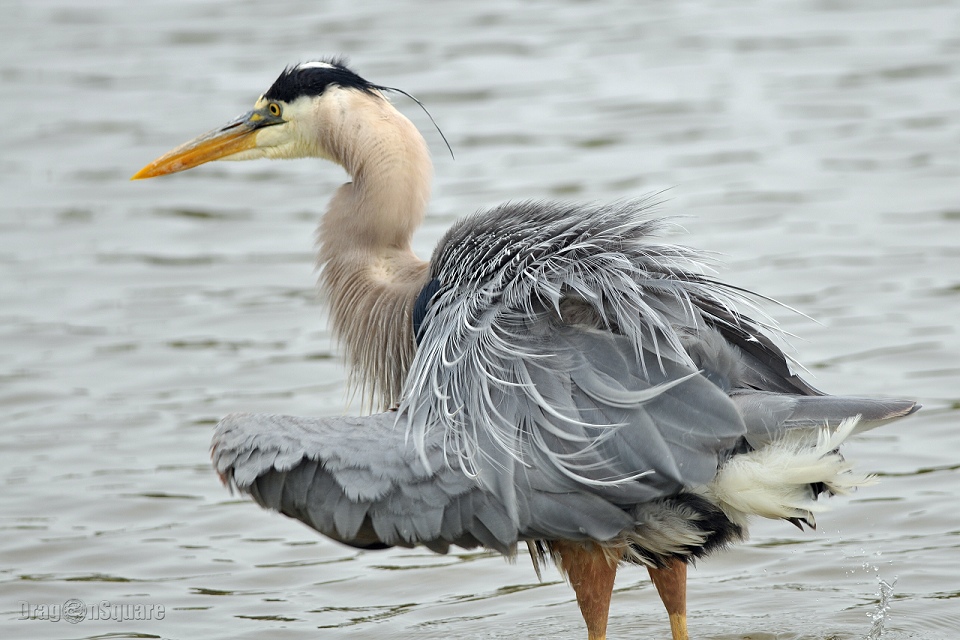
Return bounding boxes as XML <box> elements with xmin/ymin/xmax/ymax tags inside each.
<box><xmin>133</xmin><ymin>59</ymin><xmax>918</xmax><ymax>640</ymax></box>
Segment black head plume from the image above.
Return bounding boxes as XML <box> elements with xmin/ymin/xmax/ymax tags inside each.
<box><xmin>264</xmin><ymin>58</ymin><xmax>376</xmax><ymax>103</ymax></box>
<box><xmin>264</xmin><ymin>58</ymin><xmax>454</xmax><ymax>160</ymax></box>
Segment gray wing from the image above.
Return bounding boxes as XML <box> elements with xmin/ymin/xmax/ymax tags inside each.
<box><xmin>212</xmin><ymin>411</ymin><xmax>636</xmax><ymax>553</ymax></box>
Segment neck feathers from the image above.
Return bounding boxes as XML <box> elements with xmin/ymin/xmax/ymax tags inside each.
<box><xmin>320</xmin><ymin>249</ymin><xmax>428</xmax><ymax>410</ymax></box>
<box><xmin>316</xmin><ymin>91</ymin><xmax>432</xmax><ymax>410</ymax></box>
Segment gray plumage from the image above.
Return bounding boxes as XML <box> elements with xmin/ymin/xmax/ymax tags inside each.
<box><xmin>212</xmin><ymin>200</ymin><xmax>917</xmax><ymax>562</ymax></box>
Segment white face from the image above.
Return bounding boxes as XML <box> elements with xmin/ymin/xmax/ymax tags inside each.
<box><xmin>220</xmin><ymin>94</ymin><xmax>323</xmax><ymax>162</ymax></box>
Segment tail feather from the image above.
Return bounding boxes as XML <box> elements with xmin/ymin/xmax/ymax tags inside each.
<box><xmin>730</xmin><ymin>390</ymin><xmax>918</xmax><ymax>447</ymax></box>
<box><xmin>789</xmin><ymin>395</ymin><xmax>918</xmax><ymax>432</ymax></box>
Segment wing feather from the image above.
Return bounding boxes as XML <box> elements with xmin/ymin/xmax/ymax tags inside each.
<box><xmin>212</xmin><ymin>200</ymin><xmax>917</xmax><ymax>557</ymax></box>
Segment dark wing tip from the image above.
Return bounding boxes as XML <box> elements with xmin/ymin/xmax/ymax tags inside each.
<box><xmin>882</xmin><ymin>399</ymin><xmax>921</xmax><ymax>420</ymax></box>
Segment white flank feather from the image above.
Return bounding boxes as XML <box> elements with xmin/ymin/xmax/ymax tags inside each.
<box><xmin>705</xmin><ymin>416</ymin><xmax>875</xmax><ymax>528</ymax></box>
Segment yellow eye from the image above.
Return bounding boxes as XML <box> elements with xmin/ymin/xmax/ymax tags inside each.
<box><xmin>268</xmin><ymin>102</ymin><xmax>282</xmax><ymax>117</ymax></box>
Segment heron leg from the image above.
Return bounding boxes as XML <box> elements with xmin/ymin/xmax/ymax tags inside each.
<box><xmin>647</xmin><ymin>557</ymin><xmax>689</xmax><ymax>640</ymax></box>
<box><xmin>554</xmin><ymin>541</ymin><xmax>621</xmax><ymax>640</ymax></box>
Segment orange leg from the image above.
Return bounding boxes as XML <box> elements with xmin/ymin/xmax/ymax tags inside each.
<box><xmin>647</xmin><ymin>557</ymin><xmax>689</xmax><ymax>640</ymax></box>
<box><xmin>553</xmin><ymin>541</ymin><xmax>622</xmax><ymax>640</ymax></box>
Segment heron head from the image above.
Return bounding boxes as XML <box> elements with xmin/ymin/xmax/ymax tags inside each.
<box><xmin>132</xmin><ymin>59</ymin><xmax>382</xmax><ymax>179</ymax></box>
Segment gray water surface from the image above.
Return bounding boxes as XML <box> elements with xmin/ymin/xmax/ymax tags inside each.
<box><xmin>2</xmin><ymin>1</ymin><xmax>959</xmax><ymax>638</ymax></box>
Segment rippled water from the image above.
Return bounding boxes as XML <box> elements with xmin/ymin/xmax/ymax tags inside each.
<box><xmin>2</xmin><ymin>1</ymin><xmax>959</xmax><ymax>638</ymax></box>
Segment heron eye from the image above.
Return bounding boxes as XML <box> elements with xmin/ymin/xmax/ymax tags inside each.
<box><xmin>268</xmin><ymin>102</ymin><xmax>282</xmax><ymax>117</ymax></box>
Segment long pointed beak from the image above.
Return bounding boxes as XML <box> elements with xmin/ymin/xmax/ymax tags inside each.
<box><xmin>132</xmin><ymin>109</ymin><xmax>274</xmax><ymax>180</ymax></box>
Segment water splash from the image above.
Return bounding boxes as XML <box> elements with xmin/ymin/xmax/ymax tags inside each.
<box><xmin>866</xmin><ymin>576</ymin><xmax>897</xmax><ymax>640</ymax></box>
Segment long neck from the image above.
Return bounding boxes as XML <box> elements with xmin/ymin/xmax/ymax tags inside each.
<box><xmin>316</xmin><ymin>93</ymin><xmax>432</xmax><ymax>410</ymax></box>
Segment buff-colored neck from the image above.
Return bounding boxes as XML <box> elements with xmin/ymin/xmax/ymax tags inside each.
<box><xmin>316</xmin><ymin>92</ymin><xmax>432</xmax><ymax>410</ymax></box>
